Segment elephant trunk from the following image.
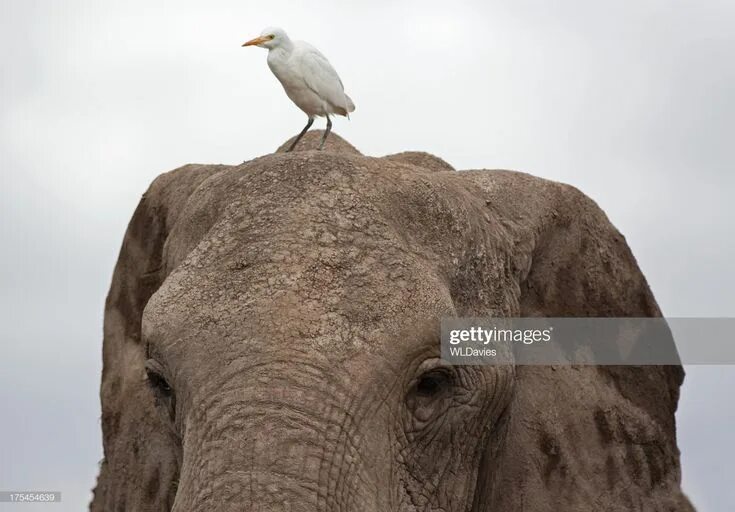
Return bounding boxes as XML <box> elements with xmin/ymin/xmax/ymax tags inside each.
<box><xmin>171</xmin><ymin>373</ymin><xmax>380</xmax><ymax>511</ymax></box>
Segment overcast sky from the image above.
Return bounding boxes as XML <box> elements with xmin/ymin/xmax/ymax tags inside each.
<box><xmin>1</xmin><ymin>0</ymin><xmax>733</xmax><ymax>510</ymax></box>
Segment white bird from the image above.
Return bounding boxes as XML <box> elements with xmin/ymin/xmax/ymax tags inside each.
<box><xmin>242</xmin><ymin>27</ymin><xmax>355</xmax><ymax>152</ymax></box>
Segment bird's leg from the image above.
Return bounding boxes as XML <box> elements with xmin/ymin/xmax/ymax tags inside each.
<box><xmin>287</xmin><ymin>117</ymin><xmax>314</xmax><ymax>152</ymax></box>
<box><xmin>319</xmin><ymin>116</ymin><xmax>332</xmax><ymax>150</ymax></box>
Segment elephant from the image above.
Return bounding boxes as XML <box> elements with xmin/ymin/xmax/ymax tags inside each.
<box><xmin>91</xmin><ymin>131</ymin><xmax>693</xmax><ymax>511</ymax></box>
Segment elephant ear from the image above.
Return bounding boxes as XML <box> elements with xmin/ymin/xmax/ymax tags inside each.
<box><xmin>91</xmin><ymin>164</ymin><xmax>224</xmax><ymax>511</ymax></box>
<box><xmin>458</xmin><ymin>170</ymin><xmax>692</xmax><ymax>511</ymax></box>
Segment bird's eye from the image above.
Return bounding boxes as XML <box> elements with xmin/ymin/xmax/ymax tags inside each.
<box><xmin>268</xmin><ymin>34</ymin><xmax>275</xmax><ymax>40</ymax></box>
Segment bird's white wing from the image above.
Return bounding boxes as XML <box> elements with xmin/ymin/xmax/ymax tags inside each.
<box><xmin>294</xmin><ymin>42</ymin><xmax>352</xmax><ymax>115</ymax></box>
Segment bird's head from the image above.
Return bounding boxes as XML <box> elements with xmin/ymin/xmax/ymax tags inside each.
<box><xmin>242</xmin><ymin>27</ymin><xmax>289</xmax><ymax>50</ymax></box>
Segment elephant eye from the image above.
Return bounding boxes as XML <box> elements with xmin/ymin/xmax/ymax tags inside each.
<box><xmin>145</xmin><ymin>359</ymin><xmax>176</xmax><ymax>424</ymax></box>
<box><xmin>406</xmin><ymin>367</ymin><xmax>454</xmax><ymax>422</ymax></box>
<box><xmin>416</xmin><ymin>372</ymin><xmax>449</xmax><ymax>397</ymax></box>
<box><xmin>145</xmin><ymin>359</ymin><xmax>172</xmax><ymax>395</ymax></box>
<box><xmin>146</xmin><ymin>368</ymin><xmax>172</xmax><ymax>396</ymax></box>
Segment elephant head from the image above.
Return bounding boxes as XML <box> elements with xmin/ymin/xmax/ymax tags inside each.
<box><xmin>91</xmin><ymin>132</ymin><xmax>693</xmax><ymax>511</ymax></box>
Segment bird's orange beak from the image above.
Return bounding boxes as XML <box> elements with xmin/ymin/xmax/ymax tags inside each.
<box><xmin>242</xmin><ymin>35</ymin><xmax>270</xmax><ymax>47</ymax></box>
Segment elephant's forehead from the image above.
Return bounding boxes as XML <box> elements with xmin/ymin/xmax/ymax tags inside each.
<box><xmin>144</xmin><ymin>248</ymin><xmax>451</xmax><ymax>360</ymax></box>
<box><xmin>141</xmin><ymin>150</ymin><xmax>504</xmax><ymax>357</ymax></box>
<box><xmin>144</xmin><ymin>204</ymin><xmax>454</xmax><ymax>357</ymax></box>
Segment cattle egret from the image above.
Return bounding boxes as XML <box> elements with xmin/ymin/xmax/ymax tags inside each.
<box><xmin>242</xmin><ymin>27</ymin><xmax>355</xmax><ymax>151</ymax></box>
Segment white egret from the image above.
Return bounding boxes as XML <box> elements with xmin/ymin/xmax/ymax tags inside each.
<box><xmin>242</xmin><ymin>27</ymin><xmax>355</xmax><ymax>151</ymax></box>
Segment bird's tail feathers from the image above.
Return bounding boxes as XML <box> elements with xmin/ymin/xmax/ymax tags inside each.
<box><xmin>334</xmin><ymin>94</ymin><xmax>356</xmax><ymax>118</ymax></box>
<box><xmin>345</xmin><ymin>94</ymin><xmax>355</xmax><ymax>113</ymax></box>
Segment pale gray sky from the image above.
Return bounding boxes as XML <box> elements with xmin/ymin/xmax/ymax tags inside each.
<box><xmin>1</xmin><ymin>0</ymin><xmax>733</xmax><ymax>510</ymax></box>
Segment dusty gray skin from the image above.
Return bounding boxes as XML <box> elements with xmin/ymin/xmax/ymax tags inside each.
<box><xmin>91</xmin><ymin>132</ymin><xmax>693</xmax><ymax>511</ymax></box>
